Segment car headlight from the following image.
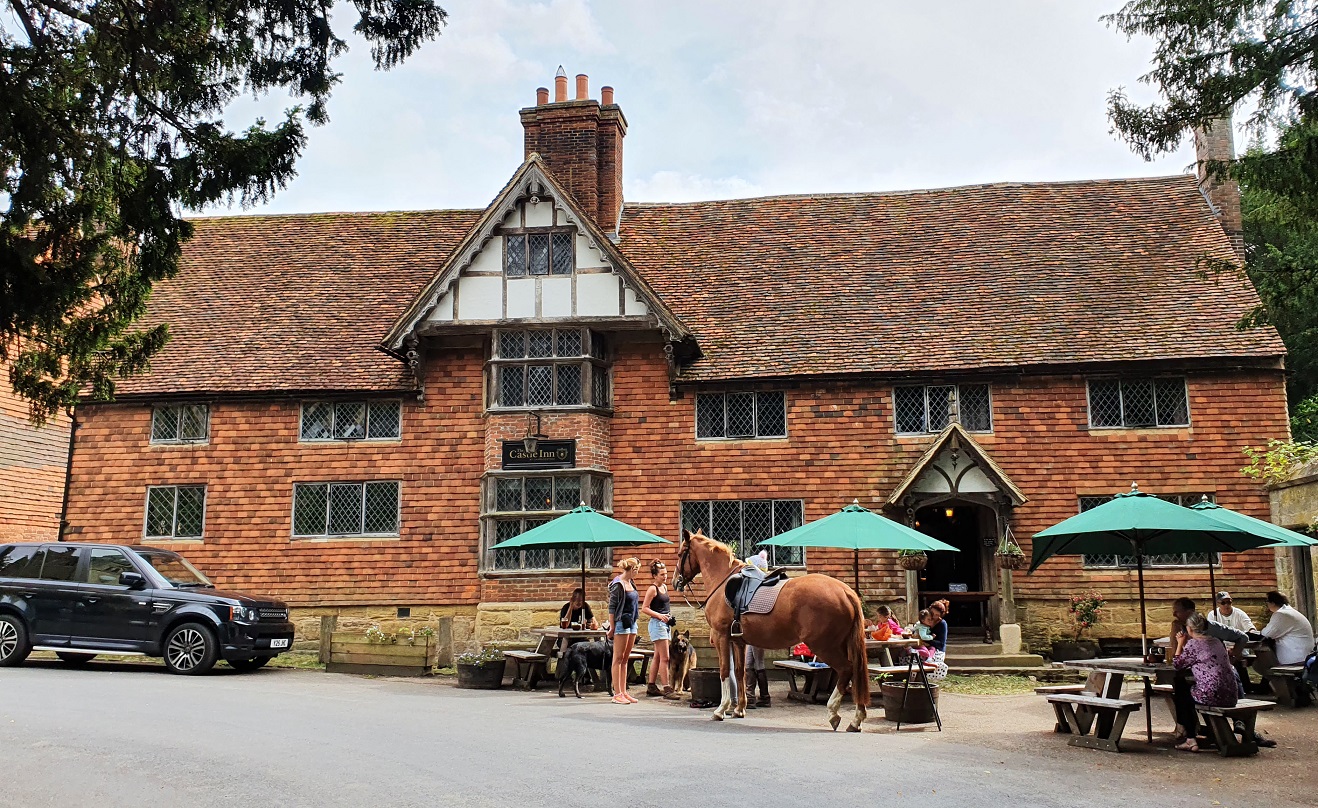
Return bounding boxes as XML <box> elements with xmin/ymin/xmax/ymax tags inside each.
<box><xmin>229</xmin><ymin>605</ymin><xmax>257</xmax><ymax>622</ymax></box>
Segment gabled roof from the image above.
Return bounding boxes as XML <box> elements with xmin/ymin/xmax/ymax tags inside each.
<box><xmin>381</xmin><ymin>155</ymin><xmax>690</xmax><ymax>351</ymax></box>
<box><xmin>619</xmin><ymin>175</ymin><xmax>1285</xmax><ymax>381</ymax></box>
<box><xmin>887</xmin><ymin>423</ymin><xmax>1027</xmax><ymax>506</ymax></box>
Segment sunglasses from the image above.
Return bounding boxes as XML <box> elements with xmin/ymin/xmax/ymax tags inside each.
<box><xmin>1219</xmin><ymin>599</ymin><xmax>1232</xmax><ymax>604</ymax></box>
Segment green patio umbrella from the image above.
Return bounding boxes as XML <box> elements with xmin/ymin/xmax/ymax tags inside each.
<box><xmin>493</xmin><ymin>504</ymin><xmax>671</xmax><ymax>591</ymax></box>
<box><xmin>758</xmin><ymin>501</ymin><xmax>959</xmax><ymax>597</ymax></box>
<box><xmin>1190</xmin><ymin>498</ymin><xmax>1318</xmax><ymax>605</ymax></box>
<box><xmin>1030</xmin><ymin>484</ymin><xmax>1268</xmax><ymax>650</ymax></box>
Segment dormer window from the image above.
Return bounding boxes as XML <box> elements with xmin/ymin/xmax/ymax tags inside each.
<box><xmin>505</xmin><ymin>229</ymin><xmax>574</xmax><ymax>277</ymax></box>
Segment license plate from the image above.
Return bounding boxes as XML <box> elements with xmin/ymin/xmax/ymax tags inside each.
<box><xmin>270</xmin><ymin>638</ymin><xmax>290</xmax><ymax>649</ymax></box>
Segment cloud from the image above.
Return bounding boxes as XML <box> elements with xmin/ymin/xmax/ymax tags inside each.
<box><xmin>627</xmin><ymin>171</ymin><xmax>763</xmax><ymax>203</ymax></box>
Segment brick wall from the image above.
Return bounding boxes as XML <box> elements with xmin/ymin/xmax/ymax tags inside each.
<box><xmin>64</xmin><ymin>340</ymin><xmax>1290</xmax><ymax>646</ymax></box>
<box><xmin>0</xmin><ymin>366</ymin><xmax>70</xmax><ymax>543</ymax></box>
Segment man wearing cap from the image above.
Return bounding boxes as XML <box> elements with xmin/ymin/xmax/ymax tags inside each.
<box><xmin>1208</xmin><ymin>592</ymin><xmax>1258</xmax><ymax>690</ymax></box>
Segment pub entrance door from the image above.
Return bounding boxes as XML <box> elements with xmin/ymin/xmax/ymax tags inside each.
<box><xmin>914</xmin><ymin>503</ymin><xmax>993</xmax><ymax>636</ymax></box>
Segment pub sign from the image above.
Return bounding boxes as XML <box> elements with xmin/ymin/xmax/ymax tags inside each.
<box><xmin>502</xmin><ymin>439</ymin><xmax>576</xmax><ymax>470</ymax></box>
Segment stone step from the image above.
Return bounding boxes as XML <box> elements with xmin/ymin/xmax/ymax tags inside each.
<box><xmin>950</xmin><ymin>653</ymin><xmax>1047</xmax><ymax>668</ymax></box>
<box><xmin>946</xmin><ymin>642</ymin><xmax>1007</xmax><ymax>656</ymax></box>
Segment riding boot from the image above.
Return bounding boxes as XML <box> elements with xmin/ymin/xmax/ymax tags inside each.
<box><xmin>746</xmin><ymin>674</ymin><xmax>758</xmax><ymax>708</ymax></box>
<box><xmin>756</xmin><ymin>670</ymin><xmax>771</xmax><ymax>707</ymax></box>
<box><xmin>662</xmin><ymin>685</ymin><xmax>682</xmax><ymax>701</ymax></box>
<box><xmin>646</xmin><ymin>682</ymin><xmax>663</xmax><ymax>697</ymax></box>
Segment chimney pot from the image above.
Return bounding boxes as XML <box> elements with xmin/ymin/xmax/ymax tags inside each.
<box><xmin>600</xmin><ymin>86</ymin><xmax>614</xmax><ymax>106</ymax></box>
<box><xmin>536</xmin><ymin>87</ymin><xmax>549</xmax><ymax>106</ymax></box>
<box><xmin>576</xmin><ymin>74</ymin><xmax>589</xmax><ymax>100</ymax></box>
<box><xmin>554</xmin><ymin>66</ymin><xmax>568</xmax><ymax>102</ymax></box>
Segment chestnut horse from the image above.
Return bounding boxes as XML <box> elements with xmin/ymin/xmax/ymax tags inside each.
<box><xmin>675</xmin><ymin>529</ymin><xmax>870</xmax><ymax>731</ymax></box>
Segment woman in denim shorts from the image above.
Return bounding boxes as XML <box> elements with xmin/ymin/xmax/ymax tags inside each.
<box><xmin>641</xmin><ymin>560</ymin><xmax>681</xmax><ymax>699</ymax></box>
<box><xmin>607</xmin><ymin>557</ymin><xmax>642</xmax><ymax>704</ymax></box>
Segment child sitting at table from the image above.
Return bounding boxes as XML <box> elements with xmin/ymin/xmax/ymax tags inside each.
<box><xmin>911</xmin><ymin>610</ymin><xmax>937</xmax><ymax>661</ymax></box>
<box><xmin>870</xmin><ymin>605</ymin><xmax>903</xmax><ymax>641</ymax></box>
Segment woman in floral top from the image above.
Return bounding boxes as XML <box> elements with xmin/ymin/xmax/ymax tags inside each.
<box><xmin>1171</xmin><ymin>612</ymin><xmax>1239</xmax><ymax>751</ymax></box>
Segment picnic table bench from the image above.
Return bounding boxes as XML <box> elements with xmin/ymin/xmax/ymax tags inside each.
<box><xmin>504</xmin><ymin>650</ymin><xmax>550</xmax><ymax>690</ymax></box>
<box><xmin>1263</xmin><ymin>665</ymin><xmax>1311</xmax><ymax>708</ymax></box>
<box><xmin>1196</xmin><ymin>699</ymin><xmax>1275</xmax><ymax>757</ymax></box>
<box><xmin>774</xmin><ymin>660</ymin><xmax>836</xmax><ymax>704</ymax></box>
<box><xmin>627</xmin><ymin>647</ymin><xmax>654</xmax><ymax>685</ymax></box>
<box><xmin>1044</xmin><ymin>693</ymin><xmax>1143</xmax><ymax>753</ymax></box>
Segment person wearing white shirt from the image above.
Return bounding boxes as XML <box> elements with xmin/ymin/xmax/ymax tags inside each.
<box><xmin>1209</xmin><ymin>591</ymin><xmax>1259</xmax><ymax>690</ymax></box>
<box><xmin>1254</xmin><ymin>591</ymin><xmax>1316</xmax><ymax>682</ymax></box>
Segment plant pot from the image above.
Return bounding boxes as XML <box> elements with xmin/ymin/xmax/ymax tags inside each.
<box><xmin>881</xmin><ymin>681</ymin><xmax>940</xmax><ymax>724</ymax></box>
<box><xmin>687</xmin><ymin>667</ymin><xmax>722</xmax><ymax>708</ymax></box>
<box><xmin>456</xmin><ymin>660</ymin><xmax>506</xmax><ymax>689</ymax></box>
<box><xmin>997</xmin><ymin>553</ymin><xmax>1028</xmax><ymax>571</ymax></box>
<box><xmin>898</xmin><ymin>554</ymin><xmax>928</xmax><ymax>571</ymax></box>
<box><xmin>324</xmin><ymin>634</ymin><xmax>437</xmax><ymax>676</ymax></box>
<box><xmin>1050</xmin><ymin>640</ymin><xmax>1100</xmax><ymax>662</ymax></box>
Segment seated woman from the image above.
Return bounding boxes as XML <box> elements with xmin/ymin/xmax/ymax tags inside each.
<box><xmin>559</xmin><ymin>588</ymin><xmax>595</xmax><ymax>629</ymax></box>
<box><xmin>1172</xmin><ymin>612</ymin><xmax>1239</xmax><ymax>752</ymax></box>
<box><xmin>922</xmin><ymin>599</ymin><xmax>951</xmax><ymax>683</ymax></box>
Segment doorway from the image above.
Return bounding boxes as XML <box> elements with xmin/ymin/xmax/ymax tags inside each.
<box><xmin>914</xmin><ymin>504</ymin><xmax>987</xmax><ymax>631</ymax></box>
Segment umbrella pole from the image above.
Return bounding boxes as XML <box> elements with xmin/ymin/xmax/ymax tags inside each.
<box><xmin>1136</xmin><ymin>550</ymin><xmax>1148</xmax><ymax>654</ymax></box>
<box><xmin>580</xmin><ymin>544</ymin><xmax>587</xmax><ymax>595</ymax></box>
<box><xmin>854</xmin><ymin>548</ymin><xmax>861</xmax><ymax>601</ymax></box>
<box><xmin>1208</xmin><ymin>557</ymin><xmax>1217</xmax><ymax>613</ymax></box>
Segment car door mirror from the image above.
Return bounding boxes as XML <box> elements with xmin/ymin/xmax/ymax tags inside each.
<box><xmin>119</xmin><ymin>571</ymin><xmax>147</xmax><ymax>590</ymax></box>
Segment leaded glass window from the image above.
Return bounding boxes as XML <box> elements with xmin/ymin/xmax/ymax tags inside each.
<box><xmin>504</xmin><ymin>229</ymin><xmax>574</xmax><ymax>277</ymax></box>
<box><xmin>484</xmin><ymin>472</ymin><xmax>612</xmax><ymax>571</ymax></box>
<box><xmin>150</xmin><ymin>404</ymin><xmax>210</xmax><ymax>444</ymax></box>
<box><xmin>144</xmin><ymin>485</ymin><xmax>206</xmax><ymax>539</ymax></box>
<box><xmin>491</xmin><ymin>329</ymin><xmax>610</xmax><ymax>409</ymax></box>
<box><xmin>679</xmin><ymin>499</ymin><xmax>805</xmax><ymax>567</ymax></box>
<box><xmin>694</xmin><ymin>391</ymin><xmax>788</xmax><ymax>439</ymax></box>
<box><xmin>1080</xmin><ymin>493</ymin><xmax>1217</xmax><ymax>567</ymax></box>
<box><xmin>1087</xmin><ymin>378</ymin><xmax>1189</xmax><ymax>428</ymax></box>
<box><xmin>893</xmin><ymin>384</ymin><xmax>992</xmax><ymax>434</ymax></box>
<box><xmin>293</xmin><ymin>481</ymin><xmax>400</xmax><ymax>538</ymax></box>
<box><xmin>300</xmin><ymin>400</ymin><xmax>401</xmax><ymax>441</ymax></box>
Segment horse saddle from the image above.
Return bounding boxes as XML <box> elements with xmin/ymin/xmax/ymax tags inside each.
<box><xmin>725</xmin><ymin>565</ymin><xmax>788</xmax><ymax>618</ymax></box>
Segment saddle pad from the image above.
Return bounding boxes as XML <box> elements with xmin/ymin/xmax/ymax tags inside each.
<box><xmin>744</xmin><ymin>584</ymin><xmax>783</xmax><ymax>615</ymax></box>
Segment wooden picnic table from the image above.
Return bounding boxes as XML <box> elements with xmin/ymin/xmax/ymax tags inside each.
<box><xmin>1060</xmin><ymin>657</ymin><xmax>1174</xmax><ymax>745</ymax></box>
<box><xmin>865</xmin><ymin>637</ymin><xmax>918</xmax><ymax>666</ymax></box>
<box><xmin>531</xmin><ymin>627</ymin><xmax>607</xmax><ymax>660</ymax></box>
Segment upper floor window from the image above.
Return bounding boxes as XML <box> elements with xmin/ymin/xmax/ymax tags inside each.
<box><xmin>300</xmin><ymin>400</ymin><xmax>401</xmax><ymax>442</ymax></box>
<box><xmin>1080</xmin><ymin>493</ymin><xmax>1216</xmax><ymax>567</ymax></box>
<box><xmin>145</xmin><ymin>485</ymin><xmax>206</xmax><ymax>540</ymax></box>
<box><xmin>1088</xmin><ymin>378</ymin><xmax>1188</xmax><ymax>428</ymax></box>
<box><xmin>151</xmin><ymin>404</ymin><xmax>209</xmax><ymax>444</ymax></box>
<box><xmin>491</xmin><ymin>328</ymin><xmax>610</xmax><ymax>409</ymax></box>
<box><xmin>894</xmin><ymin>384</ymin><xmax>991</xmax><ymax>434</ymax></box>
<box><xmin>505</xmin><ymin>229</ymin><xmax>574</xmax><ymax>277</ymax></box>
<box><xmin>293</xmin><ymin>481</ymin><xmax>401</xmax><ymax>538</ymax></box>
<box><xmin>696</xmin><ymin>392</ymin><xmax>787</xmax><ymax>439</ymax></box>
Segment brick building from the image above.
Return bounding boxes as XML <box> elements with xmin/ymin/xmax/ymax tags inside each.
<box><xmin>62</xmin><ymin>75</ymin><xmax>1290</xmax><ymax>652</ymax></box>
<box><xmin>0</xmin><ymin>361</ymin><xmax>70</xmax><ymax>544</ymax></box>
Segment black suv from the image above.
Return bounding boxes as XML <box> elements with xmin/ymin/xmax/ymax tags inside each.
<box><xmin>0</xmin><ymin>543</ymin><xmax>294</xmax><ymax>675</ymax></box>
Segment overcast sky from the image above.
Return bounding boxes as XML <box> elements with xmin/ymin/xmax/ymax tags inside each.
<box><xmin>216</xmin><ymin>0</ymin><xmax>1198</xmax><ymax>216</ymax></box>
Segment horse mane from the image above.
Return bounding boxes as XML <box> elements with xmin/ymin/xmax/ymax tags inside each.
<box><xmin>693</xmin><ymin>532</ymin><xmax>736</xmax><ymax>563</ymax></box>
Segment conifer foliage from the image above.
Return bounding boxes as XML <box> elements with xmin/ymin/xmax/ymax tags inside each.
<box><xmin>1</xmin><ymin>0</ymin><xmax>447</xmax><ymax>422</ymax></box>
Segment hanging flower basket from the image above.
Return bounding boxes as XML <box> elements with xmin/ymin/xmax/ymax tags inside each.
<box><xmin>997</xmin><ymin>552</ymin><xmax>1029</xmax><ymax>571</ymax></box>
<box><xmin>898</xmin><ymin>552</ymin><xmax>928</xmax><ymax>571</ymax></box>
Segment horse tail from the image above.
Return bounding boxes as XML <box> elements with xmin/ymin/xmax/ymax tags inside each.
<box><xmin>847</xmin><ymin>590</ymin><xmax>871</xmax><ymax>708</ymax></box>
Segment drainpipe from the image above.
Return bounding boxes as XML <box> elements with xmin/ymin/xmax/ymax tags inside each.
<box><xmin>56</xmin><ymin>408</ymin><xmax>78</xmax><ymax>542</ymax></box>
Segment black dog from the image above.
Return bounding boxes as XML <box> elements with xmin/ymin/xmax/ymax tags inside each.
<box><xmin>557</xmin><ymin>638</ymin><xmax>613</xmax><ymax>698</ymax></box>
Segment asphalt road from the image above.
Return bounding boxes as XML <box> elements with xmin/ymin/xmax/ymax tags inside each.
<box><xmin>0</xmin><ymin>661</ymin><xmax>1294</xmax><ymax>808</ymax></box>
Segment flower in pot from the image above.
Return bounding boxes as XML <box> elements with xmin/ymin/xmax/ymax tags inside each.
<box><xmin>898</xmin><ymin>549</ymin><xmax>928</xmax><ymax>571</ymax></box>
<box><xmin>1052</xmin><ymin>591</ymin><xmax>1105</xmax><ymax>661</ymax></box>
<box><xmin>455</xmin><ymin>645</ymin><xmax>506</xmax><ymax>689</ymax></box>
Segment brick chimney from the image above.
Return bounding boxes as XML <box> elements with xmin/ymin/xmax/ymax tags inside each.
<box><xmin>1193</xmin><ymin>118</ymin><xmax>1244</xmax><ymax>260</ymax></box>
<box><xmin>521</xmin><ymin>67</ymin><xmax>627</xmax><ymax>236</ymax></box>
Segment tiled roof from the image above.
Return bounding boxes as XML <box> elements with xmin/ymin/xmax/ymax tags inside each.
<box><xmin>114</xmin><ymin>210</ymin><xmax>481</xmax><ymax>396</ymax></box>
<box><xmin>114</xmin><ymin>174</ymin><xmax>1284</xmax><ymax>396</ymax></box>
<box><xmin>619</xmin><ymin>175</ymin><xmax>1285</xmax><ymax>381</ymax></box>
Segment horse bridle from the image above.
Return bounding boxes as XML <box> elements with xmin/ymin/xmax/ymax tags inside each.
<box><xmin>674</xmin><ymin>535</ymin><xmax>740</xmax><ymax>611</ymax></box>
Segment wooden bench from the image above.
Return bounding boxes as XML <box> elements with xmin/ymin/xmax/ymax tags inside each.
<box><xmin>1045</xmin><ymin>693</ymin><xmax>1142</xmax><ymax>752</ymax></box>
<box><xmin>1264</xmin><ymin>665</ymin><xmax>1311</xmax><ymax>708</ymax></box>
<box><xmin>1196</xmin><ymin>699</ymin><xmax>1275</xmax><ymax>757</ymax></box>
<box><xmin>868</xmin><ymin>663</ymin><xmax>937</xmax><ymax>679</ymax></box>
<box><xmin>627</xmin><ymin>648</ymin><xmax>654</xmax><ymax>685</ymax></box>
<box><xmin>503</xmin><ymin>650</ymin><xmax>549</xmax><ymax>690</ymax></box>
<box><xmin>774</xmin><ymin>660</ymin><xmax>836</xmax><ymax>704</ymax></box>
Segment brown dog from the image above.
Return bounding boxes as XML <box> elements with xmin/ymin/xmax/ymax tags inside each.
<box><xmin>668</xmin><ymin>630</ymin><xmax>697</xmax><ymax>693</ymax></box>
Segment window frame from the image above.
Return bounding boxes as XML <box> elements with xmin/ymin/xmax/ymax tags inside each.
<box><xmin>693</xmin><ymin>391</ymin><xmax>789</xmax><ymax>441</ymax></box>
<box><xmin>502</xmin><ymin>225</ymin><xmax>577</xmax><ymax>278</ymax></box>
<box><xmin>298</xmin><ymin>400</ymin><xmax>403</xmax><ymax>443</ymax></box>
<box><xmin>142</xmin><ymin>485</ymin><xmax>208</xmax><ymax>541</ymax></box>
<box><xmin>291</xmin><ymin>480</ymin><xmax>403</xmax><ymax>540</ymax></box>
<box><xmin>488</xmin><ymin>328</ymin><xmax>611</xmax><ymax>411</ymax></box>
<box><xmin>481</xmin><ymin>470</ymin><xmax>613</xmax><ymax>572</ymax></box>
<box><xmin>892</xmin><ymin>383</ymin><xmax>993</xmax><ymax>435</ymax></box>
<box><xmin>149</xmin><ymin>403</ymin><xmax>210</xmax><ymax>445</ymax></box>
<box><xmin>1079</xmin><ymin>493</ymin><xmax>1219</xmax><ymax>568</ymax></box>
<box><xmin>678</xmin><ymin>499</ymin><xmax>807</xmax><ymax>568</ymax></box>
<box><xmin>1086</xmin><ymin>377</ymin><xmax>1190</xmax><ymax>429</ymax></box>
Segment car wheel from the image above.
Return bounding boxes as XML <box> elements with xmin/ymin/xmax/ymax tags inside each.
<box><xmin>228</xmin><ymin>656</ymin><xmax>272</xmax><ymax>672</ymax></box>
<box><xmin>163</xmin><ymin>622</ymin><xmax>218</xmax><ymax>675</ymax></box>
<box><xmin>56</xmin><ymin>652</ymin><xmax>97</xmax><ymax>665</ymax></box>
<box><xmin>0</xmin><ymin>615</ymin><xmax>31</xmax><ymax>667</ymax></box>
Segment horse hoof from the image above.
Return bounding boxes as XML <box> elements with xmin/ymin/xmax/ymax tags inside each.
<box><xmin>732</xmin><ymin>711</ymin><xmax>745</xmax><ymax>719</ymax></box>
<box><xmin>846</xmin><ymin>724</ymin><xmax>862</xmax><ymax>733</ymax></box>
<box><xmin>712</xmin><ymin>713</ymin><xmax>724</xmax><ymax>722</ymax></box>
<box><xmin>829</xmin><ymin>715</ymin><xmax>841</xmax><ymax>731</ymax></box>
